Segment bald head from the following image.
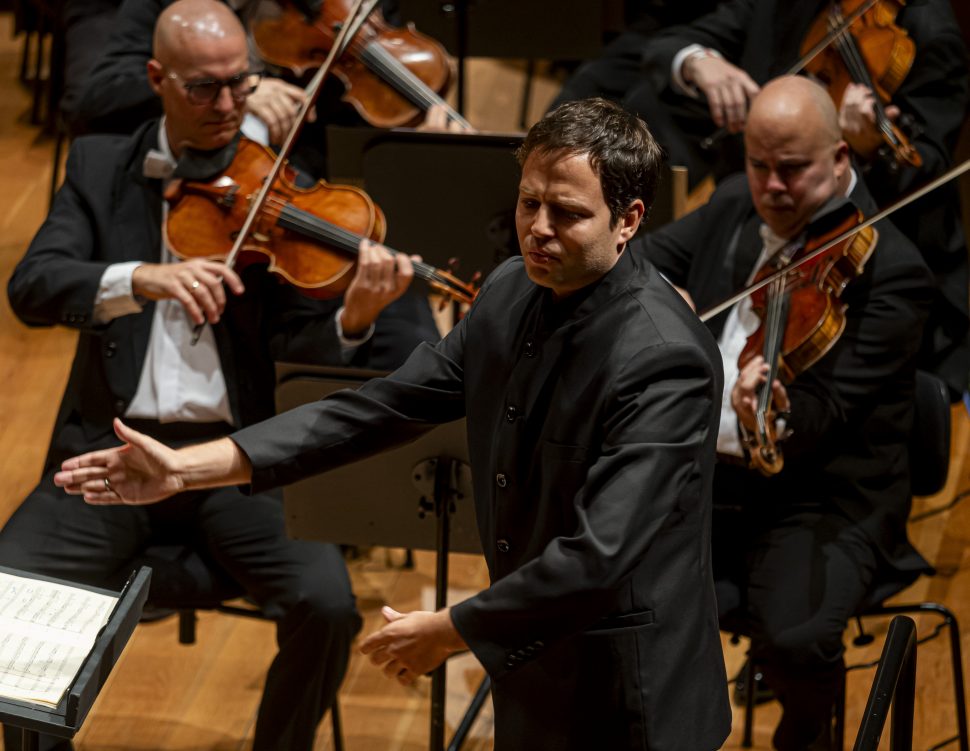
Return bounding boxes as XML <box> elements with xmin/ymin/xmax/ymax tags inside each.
<box><xmin>743</xmin><ymin>76</ymin><xmax>850</xmax><ymax>238</ymax></box>
<box><xmin>153</xmin><ymin>0</ymin><xmax>246</xmax><ymax>64</ymax></box>
<box><xmin>747</xmin><ymin>76</ymin><xmax>842</xmax><ymax>150</ymax></box>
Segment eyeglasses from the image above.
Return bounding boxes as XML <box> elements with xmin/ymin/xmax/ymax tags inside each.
<box><xmin>166</xmin><ymin>69</ymin><xmax>263</xmax><ymax>106</ymax></box>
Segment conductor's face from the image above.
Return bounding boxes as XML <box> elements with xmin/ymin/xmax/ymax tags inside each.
<box><xmin>516</xmin><ymin>150</ymin><xmax>641</xmax><ymax>299</ymax></box>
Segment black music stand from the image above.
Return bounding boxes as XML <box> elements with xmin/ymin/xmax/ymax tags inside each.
<box><xmin>0</xmin><ymin>566</ymin><xmax>151</xmax><ymax>750</ymax></box>
<box><xmin>326</xmin><ymin>125</ymin><xmax>523</xmax><ymax>283</ymax></box>
<box><xmin>275</xmin><ymin>364</ymin><xmax>486</xmax><ymax>750</ymax></box>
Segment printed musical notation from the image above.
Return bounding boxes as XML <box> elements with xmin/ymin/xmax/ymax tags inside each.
<box><xmin>0</xmin><ymin>573</ymin><xmax>117</xmax><ymax>706</ymax></box>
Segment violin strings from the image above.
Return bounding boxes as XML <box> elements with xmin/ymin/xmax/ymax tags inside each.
<box><xmin>251</xmin><ymin>195</ymin><xmax>468</xmax><ymax>296</ymax></box>
<box><xmin>361</xmin><ymin>43</ymin><xmax>472</xmax><ymax>128</ymax></box>
<box><xmin>829</xmin><ymin>8</ymin><xmax>896</xmax><ymax>141</ymax></box>
<box><xmin>361</xmin><ymin>43</ymin><xmax>443</xmax><ymax>111</ymax></box>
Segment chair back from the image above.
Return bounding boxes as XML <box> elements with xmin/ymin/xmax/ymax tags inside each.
<box><xmin>909</xmin><ymin>370</ymin><xmax>951</xmax><ymax>496</ymax></box>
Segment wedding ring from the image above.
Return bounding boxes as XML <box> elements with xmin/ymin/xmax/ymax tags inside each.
<box><xmin>190</xmin><ymin>279</ymin><xmax>200</xmax><ymax>290</ymax></box>
<box><xmin>103</xmin><ymin>477</ymin><xmax>113</xmax><ymax>492</ymax></box>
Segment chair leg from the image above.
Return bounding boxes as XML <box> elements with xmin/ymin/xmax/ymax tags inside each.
<box><xmin>943</xmin><ymin>606</ymin><xmax>970</xmax><ymax>751</ymax></box>
<box><xmin>834</xmin><ymin>667</ymin><xmax>846</xmax><ymax>751</ymax></box>
<box><xmin>178</xmin><ymin>609</ymin><xmax>198</xmax><ymax>645</ymax></box>
<box><xmin>30</xmin><ymin>16</ymin><xmax>45</xmax><ymax>126</ymax></box>
<box><xmin>743</xmin><ymin>657</ymin><xmax>756</xmax><ymax>748</ymax></box>
<box><xmin>331</xmin><ymin>697</ymin><xmax>344</xmax><ymax>751</ymax></box>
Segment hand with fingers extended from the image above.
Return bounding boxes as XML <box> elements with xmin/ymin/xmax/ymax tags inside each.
<box><xmin>132</xmin><ymin>258</ymin><xmax>244</xmax><ymax>325</ymax></box>
<box><xmin>731</xmin><ymin>355</ymin><xmax>790</xmax><ymax>433</ymax></box>
<box><xmin>358</xmin><ymin>606</ymin><xmax>468</xmax><ymax>686</ymax></box>
<box><xmin>339</xmin><ymin>239</ymin><xmax>418</xmax><ymax>337</ymax></box>
<box><xmin>683</xmin><ymin>54</ymin><xmax>760</xmax><ymax>133</ymax></box>
<box><xmin>52</xmin><ymin>419</ymin><xmax>252</xmax><ymax>506</ymax></box>
<box><xmin>839</xmin><ymin>82</ymin><xmax>900</xmax><ymax>161</ymax></box>
<box><xmin>53</xmin><ymin>418</ymin><xmax>186</xmax><ymax>505</ymax></box>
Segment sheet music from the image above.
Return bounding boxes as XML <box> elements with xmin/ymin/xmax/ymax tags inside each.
<box><xmin>0</xmin><ymin>572</ymin><xmax>117</xmax><ymax>706</ymax></box>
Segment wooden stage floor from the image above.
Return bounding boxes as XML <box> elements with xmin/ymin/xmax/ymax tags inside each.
<box><xmin>0</xmin><ymin>13</ymin><xmax>968</xmax><ymax>750</ymax></box>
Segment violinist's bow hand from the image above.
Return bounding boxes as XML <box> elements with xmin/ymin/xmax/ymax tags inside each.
<box><xmin>683</xmin><ymin>53</ymin><xmax>760</xmax><ymax>133</ymax></box>
<box><xmin>132</xmin><ymin>259</ymin><xmax>244</xmax><ymax>327</ymax></box>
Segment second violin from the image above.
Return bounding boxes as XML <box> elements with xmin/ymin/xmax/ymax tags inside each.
<box><xmin>250</xmin><ymin>0</ymin><xmax>471</xmax><ymax>129</ymax></box>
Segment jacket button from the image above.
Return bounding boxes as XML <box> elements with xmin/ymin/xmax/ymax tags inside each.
<box><xmin>523</xmin><ymin>338</ymin><xmax>536</xmax><ymax>357</ymax></box>
<box><xmin>114</xmin><ymin>400</ymin><xmax>125</xmax><ymax>413</ymax></box>
<box><xmin>105</xmin><ymin>341</ymin><xmax>117</xmax><ymax>358</ymax></box>
<box><xmin>495</xmin><ymin>473</ymin><xmax>507</xmax><ymax>488</ymax></box>
<box><xmin>505</xmin><ymin>406</ymin><xmax>517</xmax><ymax>422</ymax></box>
<box><xmin>497</xmin><ymin>539</ymin><xmax>510</xmax><ymax>553</ymax></box>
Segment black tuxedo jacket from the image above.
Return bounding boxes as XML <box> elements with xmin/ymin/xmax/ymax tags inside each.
<box><xmin>7</xmin><ymin>120</ymin><xmax>345</xmax><ymax>470</ymax></box>
<box><xmin>637</xmin><ymin>174</ymin><xmax>933</xmax><ymax>577</ymax></box>
<box><xmin>232</xmin><ymin>251</ymin><xmax>732</xmax><ymax>750</ymax></box>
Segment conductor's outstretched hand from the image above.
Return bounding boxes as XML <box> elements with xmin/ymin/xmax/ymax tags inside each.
<box><xmin>54</xmin><ymin>418</ymin><xmax>183</xmax><ymax>505</ymax></box>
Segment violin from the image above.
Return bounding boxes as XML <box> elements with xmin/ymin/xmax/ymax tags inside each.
<box><xmin>165</xmin><ymin>137</ymin><xmax>477</xmax><ymax>304</ymax></box>
<box><xmin>735</xmin><ymin>200</ymin><xmax>877</xmax><ymax>475</ymax></box>
<box><xmin>800</xmin><ymin>0</ymin><xmax>922</xmax><ymax>169</ymax></box>
<box><xmin>249</xmin><ymin>0</ymin><xmax>472</xmax><ymax>130</ymax></box>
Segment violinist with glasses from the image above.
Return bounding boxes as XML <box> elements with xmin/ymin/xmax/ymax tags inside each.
<box><xmin>0</xmin><ymin>1</ymin><xmax>420</xmax><ymax>749</ymax></box>
<box><xmin>636</xmin><ymin>75</ymin><xmax>934</xmax><ymax>751</ymax></box>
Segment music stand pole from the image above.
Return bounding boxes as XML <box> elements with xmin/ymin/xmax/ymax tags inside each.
<box><xmin>429</xmin><ymin>456</ymin><xmax>455</xmax><ymax>749</ymax></box>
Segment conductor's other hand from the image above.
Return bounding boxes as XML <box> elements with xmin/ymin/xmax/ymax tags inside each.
<box><xmin>359</xmin><ymin>606</ymin><xmax>467</xmax><ymax>686</ymax></box>
<box><xmin>132</xmin><ymin>258</ymin><xmax>244</xmax><ymax>325</ymax></box>
<box><xmin>246</xmin><ymin>77</ymin><xmax>316</xmax><ymax>145</ymax></box>
<box><xmin>684</xmin><ymin>54</ymin><xmax>760</xmax><ymax>133</ymax></box>
<box><xmin>339</xmin><ymin>239</ymin><xmax>417</xmax><ymax>337</ymax></box>
<box><xmin>54</xmin><ymin>418</ymin><xmax>183</xmax><ymax>505</ymax></box>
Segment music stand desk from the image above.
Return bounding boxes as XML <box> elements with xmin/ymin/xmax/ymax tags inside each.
<box><xmin>0</xmin><ymin>566</ymin><xmax>151</xmax><ymax>747</ymax></box>
<box><xmin>325</xmin><ymin>125</ymin><xmax>523</xmax><ymax>283</ymax></box>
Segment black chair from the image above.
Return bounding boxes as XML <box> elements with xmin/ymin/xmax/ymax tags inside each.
<box><xmin>135</xmin><ymin>543</ymin><xmax>345</xmax><ymax>751</ymax></box>
<box><xmin>731</xmin><ymin>370</ymin><xmax>968</xmax><ymax>751</ymax></box>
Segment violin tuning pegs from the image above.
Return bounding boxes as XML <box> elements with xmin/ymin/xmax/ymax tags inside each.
<box><xmin>447</xmin><ymin>257</ymin><xmax>460</xmax><ymax>272</ymax></box>
<box><xmin>471</xmin><ymin>270</ymin><xmax>483</xmax><ymax>284</ymax></box>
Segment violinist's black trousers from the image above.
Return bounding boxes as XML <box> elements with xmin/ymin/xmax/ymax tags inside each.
<box><xmin>0</xmin><ymin>468</ymin><xmax>361</xmax><ymax>751</ymax></box>
<box><xmin>712</xmin><ymin>464</ymin><xmax>878</xmax><ymax>751</ymax></box>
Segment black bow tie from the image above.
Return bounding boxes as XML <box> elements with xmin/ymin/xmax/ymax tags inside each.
<box><xmin>142</xmin><ymin>132</ymin><xmax>242</xmax><ymax>181</ymax></box>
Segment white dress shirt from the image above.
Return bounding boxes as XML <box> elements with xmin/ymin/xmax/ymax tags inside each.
<box><xmin>92</xmin><ymin>119</ymin><xmax>375</xmax><ymax>424</ymax></box>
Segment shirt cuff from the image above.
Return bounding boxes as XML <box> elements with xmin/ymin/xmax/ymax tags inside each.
<box><xmin>335</xmin><ymin>305</ymin><xmax>376</xmax><ymax>355</ymax></box>
<box><xmin>672</xmin><ymin>44</ymin><xmax>724</xmax><ymax>98</ymax></box>
<box><xmin>93</xmin><ymin>261</ymin><xmax>146</xmax><ymax>324</ymax></box>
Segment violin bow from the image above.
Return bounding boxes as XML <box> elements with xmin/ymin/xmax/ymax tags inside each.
<box><xmin>698</xmin><ymin>156</ymin><xmax>970</xmax><ymax>323</ymax></box>
<box><xmin>700</xmin><ymin>0</ymin><xmax>882</xmax><ymax>151</ymax></box>
<box><xmin>192</xmin><ymin>0</ymin><xmax>381</xmax><ymax>343</ymax></box>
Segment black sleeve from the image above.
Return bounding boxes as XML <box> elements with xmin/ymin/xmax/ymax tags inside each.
<box><xmin>641</xmin><ymin>0</ymin><xmax>755</xmax><ymax>91</ymax></box>
<box><xmin>72</xmin><ymin>0</ymin><xmax>165</xmax><ymax>134</ymax></box>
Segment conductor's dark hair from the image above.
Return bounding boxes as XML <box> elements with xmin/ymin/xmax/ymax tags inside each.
<box><xmin>516</xmin><ymin>97</ymin><xmax>662</xmax><ymax>228</ymax></box>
